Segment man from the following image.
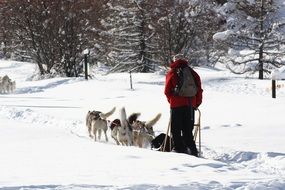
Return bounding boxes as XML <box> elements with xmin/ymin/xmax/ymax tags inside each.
<box><xmin>164</xmin><ymin>54</ymin><xmax>203</xmax><ymax>156</ymax></box>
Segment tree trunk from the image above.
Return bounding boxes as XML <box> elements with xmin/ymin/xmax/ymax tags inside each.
<box><xmin>258</xmin><ymin>0</ymin><xmax>264</xmax><ymax>80</ymax></box>
<box><xmin>258</xmin><ymin>47</ymin><xmax>264</xmax><ymax>80</ymax></box>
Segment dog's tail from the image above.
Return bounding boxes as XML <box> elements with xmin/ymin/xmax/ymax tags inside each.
<box><xmin>100</xmin><ymin>107</ymin><xmax>116</xmax><ymax>119</ymax></box>
<box><xmin>145</xmin><ymin>113</ymin><xmax>162</xmax><ymax>128</ymax></box>
<box><xmin>128</xmin><ymin>112</ymin><xmax>141</xmax><ymax>124</ymax></box>
<box><xmin>120</xmin><ymin>107</ymin><xmax>129</xmax><ymax>127</ymax></box>
<box><xmin>86</xmin><ymin>111</ymin><xmax>91</xmax><ymax>126</ymax></box>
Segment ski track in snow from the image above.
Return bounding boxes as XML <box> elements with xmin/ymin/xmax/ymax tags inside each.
<box><xmin>1</xmin><ymin>61</ymin><xmax>285</xmax><ymax>189</ymax></box>
<box><xmin>1</xmin><ymin>105</ymin><xmax>284</xmax><ymax>190</ymax></box>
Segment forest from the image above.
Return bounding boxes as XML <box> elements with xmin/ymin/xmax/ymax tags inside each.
<box><xmin>0</xmin><ymin>0</ymin><xmax>284</xmax><ymax>79</ymax></box>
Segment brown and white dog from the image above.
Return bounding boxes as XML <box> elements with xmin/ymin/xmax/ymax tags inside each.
<box><xmin>109</xmin><ymin>107</ymin><xmax>133</xmax><ymax>146</ymax></box>
<box><xmin>109</xmin><ymin>108</ymin><xmax>161</xmax><ymax>148</ymax></box>
<box><xmin>86</xmin><ymin>107</ymin><xmax>116</xmax><ymax>142</ymax></box>
<box><xmin>117</xmin><ymin>107</ymin><xmax>134</xmax><ymax>146</ymax></box>
<box><xmin>129</xmin><ymin>112</ymin><xmax>161</xmax><ymax>148</ymax></box>
<box><xmin>109</xmin><ymin>119</ymin><xmax>121</xmax><ymax>145</ymax></box>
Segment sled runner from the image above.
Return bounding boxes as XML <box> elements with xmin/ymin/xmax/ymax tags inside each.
<box><xmin>193</xmin><ymin>108</ymin><xmax>201</xmax><ymax>157</ymax></box>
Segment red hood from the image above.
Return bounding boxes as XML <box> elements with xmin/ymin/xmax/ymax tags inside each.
<box><xmin>170</xmin><ymin>59</ymin><xmax>188</xmax><ymax>69</ymax></box>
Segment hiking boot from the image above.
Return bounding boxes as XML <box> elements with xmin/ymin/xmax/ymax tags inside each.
<box><xmin>186</xmin><ymin>148</ymin><xmax>198</xmax><ymax>157</ymax></box>
<box><xmin>172</xmin><ymin>148</ymin><xmax>187</xmax><ymax>154</ymax></box>
<box><xmin>191</xmin><ymin>152</ymin><xmax>199</xmax><ymax>157</ymax></box>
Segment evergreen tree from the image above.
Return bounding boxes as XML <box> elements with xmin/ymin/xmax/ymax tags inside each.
<box><xmin>103</xmin><ymin>0</ymin><xmax>158</xmax><ymax>72</ymax></box>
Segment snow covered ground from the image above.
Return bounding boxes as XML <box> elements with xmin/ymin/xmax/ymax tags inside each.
<box><xmin>0</xmin><ymin>60</ymin><xmax>285</xmax><ymax>190</ymax></box>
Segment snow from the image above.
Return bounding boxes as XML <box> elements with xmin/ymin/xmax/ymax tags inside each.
<box><xmin>274</xmin><ymin>66</ymin><xmax>285</xmax><ymax>80</ymax></box>
<box><xmin>213</xmin><ymin>30</ymin><xmax>233</xmax><ymax>41</ymax></box>
<box><xmin>83</xmin><ymin>49</ymin><xmax>90</xmax><ymax>55</ymax></box>
<box><xmin>0</xmin><ymin>60</ymin><xmax>285</xmax><ymax>190</ymax></box>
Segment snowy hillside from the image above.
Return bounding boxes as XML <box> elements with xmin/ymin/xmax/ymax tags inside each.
<box><xmin>0</xmin><ymin>60</ymin><xmax>285</xmax><ymax>190</ymax></box>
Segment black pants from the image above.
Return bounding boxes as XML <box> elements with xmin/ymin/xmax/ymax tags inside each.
<box><xmin>170</xmin><ymin>106</ymin><xmax>198</xmax><ymax>156</ymax></box>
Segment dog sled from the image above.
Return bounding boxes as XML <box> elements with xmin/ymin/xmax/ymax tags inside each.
<box><xmin>156</xmin><ymin>108</ymin><xmax>202</xmax><ymax>157</ymax></box>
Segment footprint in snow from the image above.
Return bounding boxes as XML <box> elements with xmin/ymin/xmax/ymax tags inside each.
<box><xmin>221</xmin><ymin>123</ymin><xmax>242</xmax><ymax>128</ymax></box>
<box><xmin>202</xmin><ymin>126</ymin><xmax>211</xmax><ymax>130</ymax></box>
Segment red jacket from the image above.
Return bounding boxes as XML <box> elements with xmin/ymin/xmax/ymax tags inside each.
<box><xmin>164</xmin><ymin>59</ymin><xmax>203</xmax><ymax>108</ymax></box>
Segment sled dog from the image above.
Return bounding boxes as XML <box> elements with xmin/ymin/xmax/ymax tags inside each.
<box><xmin>0</xmin><ymin>75</ymin><xmax>16</xmax><ymax>94</ymax></box>
<box><xmin>109</xmin><ymin>119</ymin><xmax>121</xmax><ymax>145</ymax></box>
<box><xmin>86</xmin><ymin>107</ymin><xmax>116</xmax><ymax>142</ymax></box>
<box><xmin>110</xmin><ymin>108</ymin><xmax>161</xmax><ymax>147</ymax></box>
<box><xmin>151</xmin><ymin>133</ymin><xmax>173</xmax><ymax>152</ymax></box>
<box><xmin>129</xmin><ymin>112</ymin><xmax>161</xmax><ymax>148</ymax></box>
<box><xmin>109</xmin><ymin>110</ymin><xmax>135</xmax><ymax>146</ymax></box>
<box><xmin>112</xmin><ymin>107</ymin><xmax>133</xmax><ymax>146</ymax></box>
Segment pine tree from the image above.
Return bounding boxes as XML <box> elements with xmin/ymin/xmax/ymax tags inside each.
<box><xmin>103</xmin><ymin>0</ymin><xmax>158</xmax><ymax>73</ymax></box>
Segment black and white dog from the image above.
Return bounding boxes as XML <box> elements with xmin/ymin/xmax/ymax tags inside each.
<box><xmin>151</xmin><ymin>133</ymin><xmax>173</xmax><ymax>152</ymax></box>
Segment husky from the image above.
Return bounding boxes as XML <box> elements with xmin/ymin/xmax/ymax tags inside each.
<box><xmin>109</xmin><ymin>119</ymin><xmax>121</xmax><ymax>145</ymax></box>
<box><xmin>86</xmin><ymin>107</ymin><xmax>116</xmax><ymax>142</ymax></box>
<box><xmin>110</xmin><ymin>108</ymin><xmax>161</xmax><ymax>147</ymax></box>
<box><xmin>0</xmin><ymin>75</ymin><xmax>16</xmax><ymax>94</ymax></box>
<box><xmin>8</xmin><ymin>81</ymin><xmax>16</xmax><ymax>93</ymax></box>
<box><xmin>109</xmin><ymin>107</ymin><xmax>133</xmax><ymax>146</ymax></box>
<box><xmin>116</xmin><ymin>107</ymin><xmax>133</xmax><ymax>146</ymax></box>
<box><xmin>129</xmin><ymin>112</ymin><xmax>161</xmax><ymax>148</ymax></box>
<box><xmin>109</xmin><ymin>109</ymin><xmax>134</xmax><ymax>146</ymax></box>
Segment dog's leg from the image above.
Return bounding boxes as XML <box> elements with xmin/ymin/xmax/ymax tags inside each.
<box><xmin>103</xmin><ymin>120</ymin><xmax>108</xmax><ymax>142</ymax></box>
<box><xmin>138</xmin><ymin>135</ymin><xmax>143</xmax><ymax>148</ymax></box>
<box><xmin>88</xmin><ymin>125</ymin><xmax>93</xmax><ymax>138</ymax></box>
<box><xmin>86</xmin><ymin>112</ymin><xmax>93</xmax><ymax>138</ymax></box>
<box><xmin>129</xmin><ymin>133</ymin><xmax>134</xmax><ymax>146</ymax></box>
<box><xmin>127</xmin><ymin>133</ymin><xmax>133</xmax><ymax>146</ymax></box>
<box><xmin>98</xmin><ymin>129</ymin><xmax>102</xmax><ymax>141</ymax></box>
<box><xmin>93</xmin><ymin>128</ymin><xmax>97</xmax><ymax>141</ymax></box>
<box><xmin>104</xmin><ymin>129</ymin><xmax>108</xmax><ymax>142</ymax></box>
<box><xmin>133</xmin><ymin>131</ymin><xmax>140</xmax><ymax>147</ymax></box>
<box><xmin>124</xmin><ymin>140</ymin><xmax>129</xmax><ymax>146</ymax></box>
<box><xmin>121</xmin><ymin>137</ymin><xmax>128</xmax><ymax>146</ymax></box>
<box><xmin>111</xmin><ymin>129</ymin><xmax>120</xmax><ymax>145</ymax></box>
<box><xmin>112</xmin><ymin>136</ymin><xmax>120</xmax><ymax>145</ymax></box>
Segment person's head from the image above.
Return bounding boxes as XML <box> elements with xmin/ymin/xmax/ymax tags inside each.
<box><xmin>172</xmin><ymin>54</ymin><xmax>185</xmax><ymax>62</ymax></box>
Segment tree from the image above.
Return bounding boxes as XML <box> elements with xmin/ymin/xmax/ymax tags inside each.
<box><xmin>214</xmin><ymin>0</ymin><xmax>285</xmax><ymax>79</ymax></box>
<box><xmin>0</xmin><ymin>0</ymin><xmax>12</xmax><ymax>58</ymax></box>
<box><xmin>103</xmin><ymin>0</ymin><xmax>158</xmax><ymax>72</ymax></box>
<box><xmin>154</xmin><ymin>0</ymin><xmax>225</xmax><ymax>66</ymax></box>
<box><xmin>1</xmin><ymin>0</ymin><xmax>106</xmax><ymax>77</ymax></box>
<box><xmin>0</xmin><ymin>0</ymin><xmax>226</xmax><ymax>75</ymax></box>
